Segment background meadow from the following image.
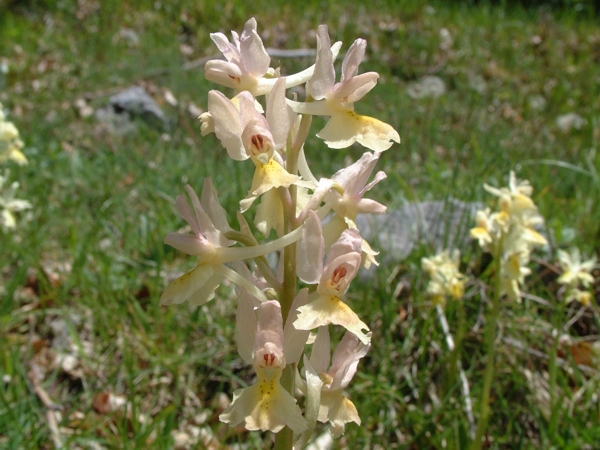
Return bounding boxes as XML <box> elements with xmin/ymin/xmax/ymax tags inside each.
<box><xmin>1</xmin><ymin>0</ymin><xmax>600</xmax><ymax>448</ymax></box>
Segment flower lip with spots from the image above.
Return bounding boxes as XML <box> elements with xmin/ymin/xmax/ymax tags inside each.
<box><xmin>294</xmin><ymin>229</ymin><xmax>371</xmax><ymax>344</ymax></box>
<box><xmin>220</xmin><ymin>300</ymin><xmax>308</xmax><ymax>434</ymax></box>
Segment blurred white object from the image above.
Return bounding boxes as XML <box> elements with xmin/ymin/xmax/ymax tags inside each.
<box><xmin>407</xmin><ymin>76</ymin><xmax>446</xmax><ymax>99</ymax></box>
<box><xmin>556</xmin><ymin>112</ymin><xmax>586</xmax><ymax>132</ymax></box>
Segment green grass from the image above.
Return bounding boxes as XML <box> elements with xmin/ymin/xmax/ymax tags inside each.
<box><xmin>1</xmin><ymin>0</ymin><xmax>600</xmax><ymax>448</ymax></box>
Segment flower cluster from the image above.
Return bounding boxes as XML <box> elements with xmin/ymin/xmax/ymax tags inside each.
<box><xmin>161</xmin><ymin>18</ymin><xmax>399</xmax><ymax>442</ymax></box>
<box><xmin>0</xmin><ymin>103</ymin><xmax>26</xmax><ymax>166</ymax></box>
<box><xmin>0</xmin><ymin>103</ymin><xmax>30</xmax><ymax>231</ymax></box>
<box><xmin>421</xmin><ymin>249</ymin><xmax>466</xmax><ymax>307</ymax></box>
<box><xmin>556</xmin><ymin>248</ymin><xmax>596</xmax><ymax>306</ymax></box>
<box><xmin>470</xmin><ymin>171</ymin><xmax>547</xmax><ymax>301</ymax></box>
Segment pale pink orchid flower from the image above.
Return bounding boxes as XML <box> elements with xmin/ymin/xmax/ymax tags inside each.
<box><xmin>304</xmin><ymin>327</ymin><xmax>371</xmax><ymax>438</ymax></box>
<box><xmin>207</xmin><ymin>78</ymin><xmax>300</xmax><ymax>214</ymax></box>
<box><xmin>205</xmin><ymin>18</ymin><xmax>337</xmax><ymax>97</ymax></box>
<box><xmin>161</xmin><ymin>180</ymin><xmax>305</xmax><ymax>306</ymax></box>
<box><xmin>220</xmin><ymin>298</ymin><xmax>308</xmax><ymax>434</ymax></box>
<box><xmin>294</xmin><ymin>229</ymin><xmax>371</xmax><ymax>344</ymax></box>
<box><xmin>323</xmin><ymin>151</ymin><xmax>387</xmax><ymax>267</ymax></box>
<box><xmin>287</xmin><ymin>25</ymin><xmax>400</xmax><ymax>151</ymax></box>
<box><xmin>326</xmin><ymin>151</ymin><xmax>387</xmax><ymax>227</ymax></box>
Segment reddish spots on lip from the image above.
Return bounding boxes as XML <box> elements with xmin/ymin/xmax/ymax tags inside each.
<box><xmin>263</xmin><ymin>353</ymin><xmax>275</xmax><ymax>367</ymax></box>
<box><xmin>332</xmin><ymin>266</ymin><xmax>347</xmax><ymax>284</ymax></box>
<box><xmin>228</xmin><ymin>75</ymin><xmax>241</xmax><ymax>84</ymax></box>
<box><xmin>251</xmin><ymin>134</ymin><xmax>266</xmax><ymax>152</ymax></box>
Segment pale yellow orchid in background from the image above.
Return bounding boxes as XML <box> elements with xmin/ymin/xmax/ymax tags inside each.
<box><xmin>0</xmin><ymin>169</ymin><xmax>31</xmax><ymax>231</ymax></box>
<box><xmin>557</xmin><ymin>248</ymin><xmax>596</xmax><ymax>287</ymax></box>
<box><xmin>557</xmin><ymin>248</ymin><xmax>596</xmax><ymax>306</ymax></box>
<box><xmin>422</xmin><ymin>249</ymin><xmax>466</xmax><ymax>307</ymax></box>
<box><xmin>471</xmin><ymin>171</ymin><xmax>548</xmax><ymax>302</ymax></box>
<box><xmin>0</xmin><ymin>105</ymin><xmax>27</xmax><ymax>165</ymax></box>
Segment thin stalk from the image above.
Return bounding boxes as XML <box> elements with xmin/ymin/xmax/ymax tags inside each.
<box><xmin>274</xmin><ymin>113</ymin><xmax>312</xmax><ymax>450</ymax></box>
<box><xmin>275</xmin><ymin>365</ymin><xmax>295</xmax><ymax>450</ymax></box>
<box><xmin>470</xmin><ymin>240</ymin><xmax>503</xmax><ymax>450</ymax></box>
<box><xmin>548</xmin><ymin>300</ymin><xmax>565</xmax><ymax>440</ymax></box>
<box><xmin>436</xmin><ymin>304</ymin><xmax>476</xmax><ymax>439</ymax></box>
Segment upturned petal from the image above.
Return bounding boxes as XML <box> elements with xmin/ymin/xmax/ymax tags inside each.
<box><xmin>307</xmin><ymin>25</ymin><xmax>335</xmax><ymax>100</ymax></box>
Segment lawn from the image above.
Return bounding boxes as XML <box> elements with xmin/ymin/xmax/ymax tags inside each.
<box><xmin>1</xmin><ymin>0</ymin><xmax>599</xmax><ymax>448</ymax></box>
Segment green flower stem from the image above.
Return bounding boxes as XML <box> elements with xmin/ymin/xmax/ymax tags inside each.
<box><xmin>275</xmin><ymin>113</ymin><xmax>312</xmax><ymax>450</ymax></box>
<box><xmin>470</xmin><ymin>241</ymin><xmax>504</xmax><ymax>450</ymax></box>
<box><xmin>275</xmin><ymin>365</ymin><xmax>296</xmax><ymax>450</ymax></box>
<box><xmin>437</xmin><ymin>303</ymin><xmax>475</xmax><ymax>440</ymax></box>
<box><xmin>548</xmin><ymin>300</ymin><xmax>565</xmax><ymax>441</ymax></box>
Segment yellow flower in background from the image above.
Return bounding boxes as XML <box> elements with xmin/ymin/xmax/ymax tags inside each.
<box><xmin>422</xmin><ymin>249</ymin><xmax>466</xmax><ymax>307</ymax></box>
<box><xmin>0</xmin><ymin>169</ymin><xmax>31</xmax><ymax>231</ymax></box>
<box><xmin>557</xmin><ymin>248</ymin><xmax>596</xmax><ymax>306</ymax></box>
<box><xmin>471</xmin><ymin>171</ymin><xmax>547</xmax><ymax>302</ymax></box>
<box><xmin>0</xmin><ymin>105</ymin><xmax>27</xmax><ymax>165</ymax></box>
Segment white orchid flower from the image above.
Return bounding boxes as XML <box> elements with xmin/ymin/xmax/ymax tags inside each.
<box><xmin>287</xmin><ymin>25</ymin><xmax>400</xmax><ymax>152</ymax></box>
<box><xmin>294</xmin><ymin>229</ymin><xmax>370</xmax><ymax>344</ymax></box>
<box><xmin>303</xmin><ymin>327</ymin><xmax>370</xmax><ymax>437</ymax></box>
<box><xmin>204</xmin><ymin>18</ymin><xmax>340</xmax><ymax>97</ymax></box>
<box><xmin>220</xmin><ymin>299</ymin><xmax>308</xmax><ymax>434</ymax></box>
<box><xmin>161</xmin><ymin>179</ymin><xmax>304</xmax><ymax>306</ymax></box>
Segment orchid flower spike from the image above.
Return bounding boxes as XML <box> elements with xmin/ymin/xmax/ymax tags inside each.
<box><xmin>220</xmin><ymin>299</ymin><xmax>308</xmax><ymax>434</ymax></box>
<box><xmin>422</xmin><ymin>249</ymin><xmax>466</xmax><ymax>307</ymax></box>
<box><xmin>204</xmin><ymin>18</ymin><xmax>335</xmax><ymax>97</ymax></box>
<box><xmin>287</xmin><ymin>25</ymin><xmax>400</xmax><ymax>151</ymax></box>
<box><xmin>470</xmin><ymin>171</ymin><xmax>548</xmax><ymax>302</ymax></box>
<box><xmin>294</xmin><ymin>229</ymin><xmax>371</xmax><ymax>344</ymax></box>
